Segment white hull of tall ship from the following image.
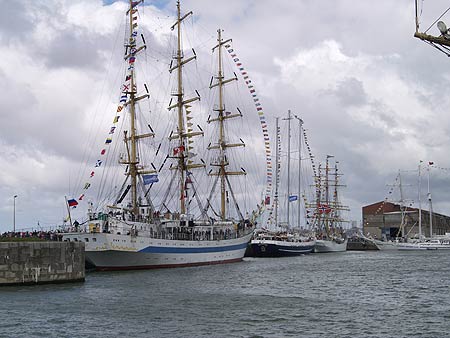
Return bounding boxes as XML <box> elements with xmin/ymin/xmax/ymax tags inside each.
<box><xmin>314</xmin><ymin>238</ymin><xmax>348</xmax><ymax>253</ymax></box>
<box><xmin>63</xmin><ymin>219</ymin><xmax>253</xmax><ymax>271</ymax></box>
<box><xmin>397</xmin><ymin>238</ymin><xmax>450</xmax><ymax>251</ymax></box>
<box><xmin>373</xmin><ymin>238</ymin><xmax>450</xmax><ymax>251</ymax></box>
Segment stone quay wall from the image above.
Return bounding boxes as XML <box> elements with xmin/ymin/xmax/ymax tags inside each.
<box><xmin>0</xmin><ymin>242</ymin><xmax>85</xmax><ymax>286</ymax></box>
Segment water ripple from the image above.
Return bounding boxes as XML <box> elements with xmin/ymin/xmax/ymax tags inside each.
<box><xmin>1</xmin><ymin>251</ymin><xmax>449</xmax><ymax>337</ymax></box>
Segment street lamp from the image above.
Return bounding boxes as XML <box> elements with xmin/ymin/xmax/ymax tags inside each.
<box><xmin>13</xmin><ymin>195</ymin><xmax>17</xmax><ymax>233</ymax></box>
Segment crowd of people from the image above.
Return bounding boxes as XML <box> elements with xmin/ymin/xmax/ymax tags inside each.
<box><xmin>0</xmin><ymin>230</ymin><xmax>64</xmax><ymax>241</ymax></box>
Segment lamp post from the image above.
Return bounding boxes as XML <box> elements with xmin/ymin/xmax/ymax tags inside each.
<box><xmin>13</xmin><ymin>195</ymin><xmax>18</xmax><ymax>233</ymax></box>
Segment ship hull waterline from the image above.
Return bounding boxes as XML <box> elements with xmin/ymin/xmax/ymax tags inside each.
<box><xmin>66</xmin><ymin>232</ymin><xmax>253</xmax><ymax>271</ymax></box>
<box><xmin>248</xmin><ymin>240</ymin><xmax>315</xmax><ymax>257</ymax></box>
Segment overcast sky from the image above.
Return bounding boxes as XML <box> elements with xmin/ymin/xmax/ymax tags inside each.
<box><xmin>2</xmin><ymin>0</ymin><xmax>450</xmax><ymax>232</ymax></box>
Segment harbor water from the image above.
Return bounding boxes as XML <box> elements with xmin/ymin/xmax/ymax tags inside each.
<box><xmin>1</xmin><ymin>251</ymin><xmax>449</xmax><ymax>338</ymax></box>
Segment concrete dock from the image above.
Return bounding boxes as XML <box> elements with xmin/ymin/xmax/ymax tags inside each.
<box><xmin>0</xmin><ymin>241</ymin><xmax>85</xmax><ymax>286</ymax></box>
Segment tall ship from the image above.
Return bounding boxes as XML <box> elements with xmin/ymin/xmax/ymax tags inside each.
<box><xmin>308</xmin><ymin>155</ymin><xmax>348</xmax><ymax>253</ymax></box>
<box><xmin>249</xmin><ymin>111</ymin><xmax>315</xmax><ymax>257</ymax></box>
<box><xmin>372</xmin><ymin>165</ymin><xmax>450</xmax><ymax>251</ymax></box>
<box><xmin>62</xmin><ymin>0</ymin><xmax>256</xmax><ymax>270</ymax></box>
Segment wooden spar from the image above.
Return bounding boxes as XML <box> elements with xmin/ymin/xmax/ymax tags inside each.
<box><xmin>415</xmin><ymin>0</ymin><xmax>419</xmax><ymax>33</ymax></box>
<box><xmin>127</xmin><ymin>0</ymin><xmax>138</xmax><ymax>216</ymax></box>
<box><xmin>209</xmin><ymin>29</ymin><xmax>243</xmax><ymax>221</ymax></box>
<box><xmin>170</xmin><ymin>1</ymin><xmax>201</xmax><ymax>215</ymax></box>
<box><xmin>414</xmin><ymin>31</ymin><xmax>450</xmax><ymax>48</ymax></box>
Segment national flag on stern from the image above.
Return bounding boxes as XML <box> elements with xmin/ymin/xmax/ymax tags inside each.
<box><xmin>67</xmin><ymin>199</ymin><xmax>78</xmax><ymax>207</ymax></box>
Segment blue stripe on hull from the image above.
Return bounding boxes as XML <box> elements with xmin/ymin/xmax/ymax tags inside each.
<box><xmin>248</xmin><ymin>243</ymin><xmax>315</xmax><ymax>257</ymax></box>
<box><xmin>139</xmin><ymin>242</ymin><xmax>248</xmax><ymax>254</ymax></box>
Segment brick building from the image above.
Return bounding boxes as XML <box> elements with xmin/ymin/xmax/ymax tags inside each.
<box><xmin>362</xmin><ymin>201</ymin><xmax>450</xmax><ymax>240</ymax></box>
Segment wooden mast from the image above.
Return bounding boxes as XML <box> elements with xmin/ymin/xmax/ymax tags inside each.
<box><xmin>117</xmin><ymin>0</ymin><xmax>152</xmax><ymax>217</ymax></box>
<box><xmin>274</xmin><ymin>117</ymin><xmax>280</xmax><ymax>227</ymax></box>
<box><xmin>169</xmin><ymin>1</ymin><xmax>200</xmax><ymax>215</ymax></box>
<box><xmin>128</xmin><ymin>0</ymin><xmax>138</xmax><ymax>216</ymax></box>
<box><xmin>209</xmin><ymin>29</ymin><xmax>244</xmax><ymax>220</ymax></box>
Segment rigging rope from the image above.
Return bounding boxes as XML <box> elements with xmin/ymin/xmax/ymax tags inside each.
<box><xmin>424</xmin><ymin>5</ymin><xmax>450</xmax><ymax>34</ymax></box>
<box><xmin>224</xmin><ymin>43</ymin><xmax>273</xmax><ymax>213</ymax></box>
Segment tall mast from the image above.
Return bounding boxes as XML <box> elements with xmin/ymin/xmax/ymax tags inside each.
<box><xmin>334</xmin><ymin>162</ymin><xmax>338</xmax><ymax>228</ymax></box>
<box><xmin>316</xmin><ymin>163</ymin><xmax>322</xmax><ymax>231</ymax></box>
<box><xmin>274</xmin><ymin>117</ymin><xmax>280</xmax><ymax>227</ymax></box>
<box><xmin>209</xmin><ymin>29</ymin><xmax>243</xmax><ymax>221</ymax></box>
<box><xmin>128</xmin><ymin>0</ymin><xmax>138</xmax><ymax>215</ymax></box>
<box><xmin>295</xmin><ymin>116</ymin><xmax>303</xmax><ymax>228</ymax></box>
<box><xmin>427</xmin><ymin>164</ymin><xmax>433</xmax><ymax>237</ymax></box>
<box><xmin>418</xmin><ymin>162</ymin><xmax>422</xmax><ymax>240</ymax></box>
<box><xmin>120</xmin><ymin>0</ymin><xmax>151</xmax><ymax>216</ymax></box>
<box><xmin>398</xmin><ymin>170</ymin><xmax>405</xmax><ymax>237</ymax></box>
<box><xmin>325</xmin><ymin>156</ymin><xmax>330</xmax><ymax>232</ymax></box>
<box><xmin>286</xmin><ymin>110</ymin><xmax>292</xmax><ymax>227</ymax></box>
<box><xmin>169</xmin><ymin>1</ymin><xmax>200</xmax><ymax>215</ymax></box>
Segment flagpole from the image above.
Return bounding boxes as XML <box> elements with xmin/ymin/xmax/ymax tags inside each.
<box><xmin>65</xmin><ymin>196</ymin><xmax>73</xmax><ymax>228</ymax></box>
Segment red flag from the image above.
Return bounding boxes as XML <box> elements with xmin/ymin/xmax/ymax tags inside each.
<box><xmin>173</xmin><ymin>145</ymin><xmax>185</xmax><ymax>155</ymax></box>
